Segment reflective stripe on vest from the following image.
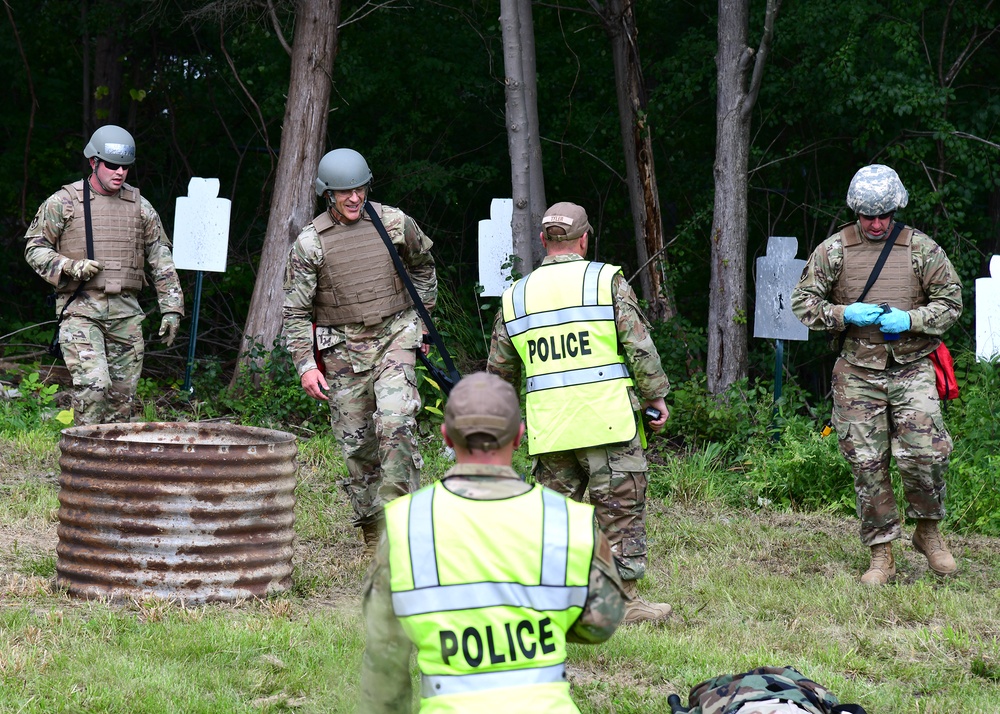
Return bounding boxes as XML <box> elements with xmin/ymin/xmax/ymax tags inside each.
<box><xmin>526</xmin><ymin>362</ymin><xmax>630</xmax><ymax>393</ymax></box>
<box><xmin>385</xmin><ymin>481</ymin><xmax>593</xmax><ymax>711</ymax></box>
<box><xmin>393</xmin><ymin>487</ymin><xmax>587</xmax><ymax>616</ymax></box>
<box><xmin>421</xmin><ymin>662</ymin><xmax>567</xmax><ymax>699</ymax></box>
<box><xmin>500</xmin><ymin>260</ymin><xmax>636</xmax><ymax>454</ymax></box>
<box><xmin>506</xmin><ymin>262</ymin><xmax>609</xmax><ymax>336</ymax></box>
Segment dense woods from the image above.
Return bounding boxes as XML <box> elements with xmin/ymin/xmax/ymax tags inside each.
<box><xmin>2</xmin><ymin>0</ymin><xmax>998</xmax><ymax>400</ymax></box>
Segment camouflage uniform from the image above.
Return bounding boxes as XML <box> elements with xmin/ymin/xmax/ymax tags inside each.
<box><xmin>791</xmin><ymin>222</ymin><xmax>962</xmax><ymax>546</ymax></box>
<box><xmin>24</xmin><ymin>182</ymin><xmax>184</xmax><ymax>425</ymax></box>
<box><xmin>282</xmin><ymin>205</ymin><xmax>436</xmax><ymax>526</ymax></box>
<box><xmin>360</xmin><ymin>463</ymin><xmax>626</xmax><ymax>713</ymax></box>
<box><xmin>685</xmin><ymin>666</ymin><xmax>845</xmax><ymax>714</ymax></box>
<box><xmin>487</xmin><ymin>253</ymin><xmax>671</xmax><ymax>581</ymax></box>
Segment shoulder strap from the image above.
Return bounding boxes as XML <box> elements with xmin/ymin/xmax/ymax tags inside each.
<box><xmin>57</xmin><ymin>178</ymin><xmax>97</xmax><ymax>318</ymax></box>
<box><xmin>82</xmin><ymin>176</ymin><xmax>95</xmax><ymax>261</ymax></box>
<box><xmin>837</xmin><ymin>221</ymin><xmax>905</xmax><ymax>352</ymax></box>
<box><xmin>363</xmin><ymin>201</ymin><xmax>461</xmax><ymax>393</ymax></box>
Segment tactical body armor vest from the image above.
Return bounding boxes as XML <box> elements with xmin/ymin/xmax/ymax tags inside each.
<box><xmin>58</xmin><ymin>180</ymin><xmax>144</xmax><ymax>295</ymax></box>
<box><xmin>831</xmin><ymin>222</ymin><xmax>937</xmax><ymax>365</ymax></box>
<box><xmin>312</xmin><ymin>202</ymin><xmax>412</xmax><ymax>327</ymax></box>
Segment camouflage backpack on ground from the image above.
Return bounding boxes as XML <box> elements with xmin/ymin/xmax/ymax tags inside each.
<box><xmin>679</xmin><ymin>666</ymin><xmax>868</xmax><ymax>714</ymax></box>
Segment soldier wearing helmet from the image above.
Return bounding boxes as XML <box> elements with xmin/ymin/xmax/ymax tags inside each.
<box><xmin>282</xmin><ymin>148</ymin><xmax>437</xmax><ymax>554</ymax></box>
<box><xmin>791</xmin><ymin>164</ymin><xmax>963</xmax><ymax>585</ymax></box>
<box><xmin>24</xmin><ymin>124</ymin><xmax>184</xmax><ymax>425</ymax></box>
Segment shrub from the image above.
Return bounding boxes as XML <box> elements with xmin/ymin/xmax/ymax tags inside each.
<box><xmin>941</xmin><ymin>356</ymin><xmax>1000</xmax><ymax>535</ymax></box>
<box><xmin>219</xmin><ymin>337</ymin><xmax>329</xmax><ymax>432</ymax></box>
<box><xmin>739</xmin><ymin>413</ymin><xmax>855</xmax><ymax>513</ymax></box>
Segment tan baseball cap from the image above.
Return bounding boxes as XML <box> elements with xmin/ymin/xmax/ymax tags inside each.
<box><xmin>542</xmin><ymin>202</ymin><xmax>591</xmax><ymax>241</ymax></box>
<box><xmin>444</xmin><ymin>372</ymin><xmax>521</xmax><ymax>451</ymax></box>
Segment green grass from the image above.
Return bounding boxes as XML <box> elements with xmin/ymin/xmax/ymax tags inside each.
<box><xmin>0</xmin><ymin>427</ymin><xmax>998</xmax><ymax>713</ymax></box>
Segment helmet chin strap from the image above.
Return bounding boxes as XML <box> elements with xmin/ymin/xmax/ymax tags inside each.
<box><xmin>90</xmin><ymin>160</ymin><xmax>118</xmax><ymax>195</ymax></box>
<box><xmin>324</xmin><ymin>192</ymin><xmax>345</xmax><ymax>225</ymax></box>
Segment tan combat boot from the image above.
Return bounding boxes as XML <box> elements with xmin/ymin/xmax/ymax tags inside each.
<box><xmin>860</xmin><ymin>542</ymin><xmax>896</xmax><ymax>585</ymax></box>
<box><xmin>912</xmin><ymin>520</ymin><xmax>957</xmax><ymax>576</ymax></box>
<box><xmin>620</xmin><ymin>579</ymin><xmax>672</xmax><ymax>624</ymax></box>
<box><xmin>360</xmin><ymin>522</ymin><xmax>382</xmax><ymax>558</ymax></box>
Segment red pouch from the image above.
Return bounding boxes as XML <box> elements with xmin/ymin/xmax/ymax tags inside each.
<box><xmin>927</xmin><ymin>342</ymin><xmax>958</xmax><ymax>400</ymax></box>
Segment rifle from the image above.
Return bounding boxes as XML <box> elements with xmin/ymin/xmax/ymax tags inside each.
<box><xmin>365</xmin><ymin>202</ymin><xmax>461</xmax><ymax>395</ymax></box>
<box><xmin>418</xmin><ymin>336</ymin><xmax>458</xmax><ymax>395</ymax></box>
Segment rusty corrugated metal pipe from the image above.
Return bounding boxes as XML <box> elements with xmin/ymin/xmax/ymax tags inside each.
<box><xmin>57</xmin><ymin>422</ymin><xmax>297</xmax><ymax>604</ymax></box>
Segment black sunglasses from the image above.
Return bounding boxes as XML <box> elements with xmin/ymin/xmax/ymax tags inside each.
<box><xmin>101</xmin><ymin>160</ymin><xmax>130</xmax><ymax>172</ymax></box>
<box><xmin>860</xmin><ymin>211</ymin><xmax>893</xmax><ymax>221</ymax></box>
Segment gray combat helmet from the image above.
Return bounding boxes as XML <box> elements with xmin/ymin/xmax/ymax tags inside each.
<box><xmin>84</xmin><ymin>125</ymin><xmax>136</xmax><ymax>165</ymax></box>
<box><xmin>846</xmin><ymin>164</ymin><xmax>909</xmax><ymax>216</ymax></box>
<box><xmin>315</xmin><ymin>148</ymin><xmax>373</xmax><ymax>196</ymax></box>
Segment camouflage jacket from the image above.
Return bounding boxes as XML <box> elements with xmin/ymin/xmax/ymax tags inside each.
<box><xmin>359</xmin><ymin>463</ymin><xmax>626</xmax><ymax>713</ymax></box>
<box><xmin>687</xmin><ymin>666</ymin><xmax>848</xmax><ymax>714</ymax></box>
<box><xmin>24</xmin><ymin>181</ymin><xmax>184</xmax><ymax>320</ymax></box>
<box><xmin>791</xmin><ymin>221</ymin><xmax>962</xmax><ymax>369</ymax></box>
<box><xmin>486</xmin><ymin>254</ymin><xmax>671</xmax><ymax>406</ymax></box>
<box><xmin>281</xmin><ymin>205</ymin><xmax>436</xmax><ymax>376</ymax></box>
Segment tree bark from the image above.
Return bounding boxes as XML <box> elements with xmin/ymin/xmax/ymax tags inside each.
<box><xmin>593</xmin><ymin>0</ymin><xmax>675</xmax><ymax>321</ymax></box>
<box><xmin>519</xmin><ymin>0</ymin><xmax>547</xmax><ymax>268</ymax></box>
<box><xmin>501</xmin><ymin>0</ymin><xmax>545</xmax><ymax>276</ymax></box>
<box><xmin>706</xmin><ymin>0</ymin><xmax>780</xmax><ymax>394</ymax></box>
<box><xmin>233</xmin><ymin>0</ymin><xmax>341</xmax><ymax>386</ymax></box>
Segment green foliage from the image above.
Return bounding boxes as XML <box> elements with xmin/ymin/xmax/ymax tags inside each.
<box><xmin>650</xmin><ymin>315</ymin><xmax>707</xmax><ymax>387</ymax></box>
<box><xmin>0</xmin><ymin>373</ymin><xmax>64</xmax><ymax>437</ymax></box>
<box><xmin>653</xmin><ymin>356</ymin><xmax>1000</xmax><ymax>535</ymax></box>
<box><xmin>740</xmin><ymin>415</ymin><xmax>856</xmax><ymax>513</ymax></box>
<box><xmin>648</xmin><ymin>441</ymin><xmax>729</xmax><ymax>505</ymax></box>
<box><xmin>941</xmin><ymin>357</ymin><xmax>1000</xmax><ymax>535</ymax></box>
<box><xmin>220</xmin><ymin>338</ymin><xmax>328</xmax><ymax>433</ymax></box>
<box><xmin>662</xmin><ymin>374</ymin><xmax>812</xmax><ymax>449</ymax></box>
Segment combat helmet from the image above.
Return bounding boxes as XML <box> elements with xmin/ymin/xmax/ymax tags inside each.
<box><xmin>84</xmin><ymin>125</ymin><xmax>136</xmax><ymax>166</ymax></box>
<box><xmin>846</xmin><ymin>164</ymin><xmax>908</xmax><ymax>216</ymax></box>
<box><xmin>315</xmin><ymin>148</ymin><xmax>373</xmax><ymax>196</ymax></box>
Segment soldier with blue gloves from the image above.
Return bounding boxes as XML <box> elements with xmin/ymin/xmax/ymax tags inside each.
<box><xmin>791</xmin><ymin>164</ymin><xmax>963</xmax><ymax>585</ymax></box>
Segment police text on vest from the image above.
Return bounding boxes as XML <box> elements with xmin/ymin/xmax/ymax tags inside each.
<box><xmin>439</xmin><ymin>618</ymin><xmax>556</xmax><ymax>667</ymax></box>
<box><xmin>526</xmin><ymin>332</ymin><xmax>591</xmax><ymax>363</ymax></box>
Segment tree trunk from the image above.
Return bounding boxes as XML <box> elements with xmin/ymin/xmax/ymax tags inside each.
<box><xmin>596</xmin><ymin>0</ymin><xmax>675</xmax><ymax>321</ymax></box>
<box><xmin>706</xmin><ymin>0</ymin><xmax>780</xmax><ymax>394</ymax></box>
<box><xmin>232</xmin><ymin>0</ymin><xmax>340</xmax><ymax>387</ymax></box>
<box><xmin>519</xmin><ymin>0</ymin><xmax>547</xmax><ymax>268</ymax></box>
<box><xmin>501</xmin><ymin>0</ymin><xmax>545</xmax><ymax>276</ymax></box>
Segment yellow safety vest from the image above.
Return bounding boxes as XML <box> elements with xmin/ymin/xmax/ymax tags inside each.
<box><xmin>385</xmin><ymin>480</ymin><xmax>595</xmax><ymax>713</ymax></box>
<box><xmin>501</xmin><ymin>260</ymin><xmax>635</xmax><ymax>454</ymax></box>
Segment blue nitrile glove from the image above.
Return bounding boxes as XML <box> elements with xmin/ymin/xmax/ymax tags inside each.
<box><xmin>843</xmin><ymin>302</ymin><xmax>883</xmax><ymax>327</ymax></box>
<box><xmin>878</xmin><ymin>307</ymin><xmax>911</xmax><ymax>334</ymax></box>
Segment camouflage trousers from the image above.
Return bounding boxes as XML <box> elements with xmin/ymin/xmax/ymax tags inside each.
<box><xmin>832</xmin><ymin>356</ymin><xmax>951</xmax><ymax>546</ymax></box>
<box><xmin>59</xmin><ymin>313</ymin><xmax>143</xmax><ymax>426</ymax></box>
<box><xmin>532</xmin><ymin>434</ymin><xmax>648</xmax><ymax>581</ymax></box>
<box><xmin>322</xmin><ymin>345</ymin><xmax>423</xmax><ymax>527</ymax></box>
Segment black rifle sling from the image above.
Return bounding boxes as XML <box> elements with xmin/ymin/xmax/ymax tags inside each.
<box><xmin>53</xmin><ymin>179</ymin><xmax>97</xmax><ymax>332</ymax></box>
<box><xmin>363</xmin><ymin>202</ymin><xmax>461</xmax><ymax>387</ymax></box>
<box><xmin>83</xmin><ymin>176</ymin><xmax>95</xmax><ymax>263</ymax></box>
<box><xmin>837</xmin><ymin>221</ymin><xmax>905</xmax><ymax>353</ymax></box>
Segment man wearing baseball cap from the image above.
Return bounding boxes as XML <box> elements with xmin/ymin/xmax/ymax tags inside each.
<box><xmin>487</xmin><ymin>202</ymin><xmax>673</xmax><ymax>624</ymax></box>
<box><xmin>360</xmin><ymin>372</ymin><xmax>625</xmax><ymax>713</ymax></box>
